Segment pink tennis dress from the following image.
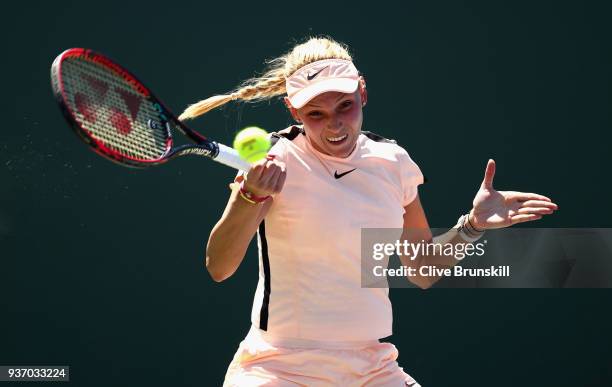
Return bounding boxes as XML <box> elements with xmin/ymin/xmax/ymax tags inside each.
<box><xmin>224</xmin><ymin>126</ymin><xmax>424</xmax><ymax>386</ymax></box>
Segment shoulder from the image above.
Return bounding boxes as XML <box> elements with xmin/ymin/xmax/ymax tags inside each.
<box><xmin>359</xmin><ymin>130</ymin><xmax>412</xmax><ymax>161</ymax></box>
<box><xmin>266</xmin><ymin>125</ymin><xmax>305</xmax><ymax>160</ymax></box>
<box><xmin>270</xmin><ymin>125</ymin><xmax>304</xmax><ymax>145</ymax></box>
<box><xmin>361</xmin><ymin>130</ymin><xmax>398</xmax><ymax>145</ymax></box>
<box><xmin>359</xmin><ymin>130</ymin><xmax>426</xmax><ymax>183</ymax></box>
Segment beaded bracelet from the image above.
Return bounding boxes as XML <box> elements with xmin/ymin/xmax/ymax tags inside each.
<box><xmin>238</xmin><ymin>181</ymin><xmax>270</xmax><ymax>204</ymax></box>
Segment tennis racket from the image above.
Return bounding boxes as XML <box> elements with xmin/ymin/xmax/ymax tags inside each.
<box><xmin>50</xmin><ymin>48</ymin><xmax>250</xmax><ymax>171</ymax></box>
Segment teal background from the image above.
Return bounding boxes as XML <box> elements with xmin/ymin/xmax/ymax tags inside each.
<box><xmin>1</xmin><ymin>1</ymin><xmax>611</xmax><ymax>386</ymax></box>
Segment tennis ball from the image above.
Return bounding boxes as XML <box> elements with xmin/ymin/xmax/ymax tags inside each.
<box><xmin>233</xmin><ymin>126</ymin><xmax>271</xmax><ymax>163</ymax></box>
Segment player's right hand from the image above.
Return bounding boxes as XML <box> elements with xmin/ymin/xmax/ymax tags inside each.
<box><xmin>243</xmin><ymin>157</ymin><xmax>286</xmax><ymax>197</ymax></box>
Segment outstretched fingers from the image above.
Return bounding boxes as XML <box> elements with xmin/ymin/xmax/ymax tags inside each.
<box><xmin>510</xmin><ymin>213</ymin><xmax>543</xmax><ymax>224</ymax></box>
<box><xmin>511</xmin><ymin>192</ymin><xmax>553</xmax><ymax>203</ymax></box>
<box><xmin>516</xmin><ymin>207</ymin><xmax>555</xmax><ymax>215</ymax></box>
<box><xmin>517</xmin><ymin>199</ymin><xmax>558</xmax><ymax>214</ymax></box>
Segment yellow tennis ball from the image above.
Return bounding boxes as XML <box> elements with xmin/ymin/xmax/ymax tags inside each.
<box><xmin>233</xmin><ymin>126</ymin><xmax>271</xmax><ymax>163</ymax></box>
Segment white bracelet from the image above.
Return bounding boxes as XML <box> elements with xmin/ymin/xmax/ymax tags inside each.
<box><xmin>454</xmin><ymin>213</ymin><xmax>485</xmax><ymax>243</ymax></box>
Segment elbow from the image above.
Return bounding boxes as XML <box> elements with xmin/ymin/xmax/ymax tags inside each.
<box><xmin>208</xmin><ymin>268</ymin><xmax>229</xmax><ymax>283</ymax></box>
<box><xmin>205</xmin><ymin>254</ymin><xmax>235</xmax><ymax>283</ymax></box>
<box><xmin>409</xmin><ymin>277</ymin><xmax>433</xmax><ymax>290</ymax></box>
<box><xmin>417</xmin><ymin>282</ymin><xmax>433</xmax><ymax>290</ymax></box>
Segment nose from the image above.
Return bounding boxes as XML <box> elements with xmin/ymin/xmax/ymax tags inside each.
<box><xmin>327</xmin><ymin>114</ymin><xmax>343</xmax><ymax>132</ymax></box>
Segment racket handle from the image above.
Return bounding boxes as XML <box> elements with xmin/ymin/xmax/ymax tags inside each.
<box><xmin>215</xmin><ymin>143</ymin><xmax>252</xmax><ymax>172</ymax></box>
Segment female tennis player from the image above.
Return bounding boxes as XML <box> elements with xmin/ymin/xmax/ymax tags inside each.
<box><xmin>180</xmin><ymin>37</ymin><xmax>557</xmax><ymax>386</ymax></box>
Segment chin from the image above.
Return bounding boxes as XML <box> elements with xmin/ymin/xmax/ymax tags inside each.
<box><xmin>331</xmin><ymin>142</ymin><xmax>356</xmax><ymax>158</ymax></box>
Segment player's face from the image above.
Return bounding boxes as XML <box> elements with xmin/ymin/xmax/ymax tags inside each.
<box><xmin>286</xmin><ymin>80</ymin><xmax>367</xmax><ymax>158</ymax></box>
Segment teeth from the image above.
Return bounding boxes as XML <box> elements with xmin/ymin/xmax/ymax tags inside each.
<box><xmin>327</xmin><ymin>134</ymin><xmax>347</xmax><ymax>142</ymax></box>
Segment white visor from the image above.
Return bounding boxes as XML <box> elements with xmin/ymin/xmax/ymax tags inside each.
<box><xmin>286</xmin><ymin>59</ymin><xmax>360</xmax><ymax>109</ymax></box>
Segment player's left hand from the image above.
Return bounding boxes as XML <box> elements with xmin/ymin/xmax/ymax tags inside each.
<box><xmin>469</xmin><ymin>159</ymin><xmax>558</xmax><ymax>230</ymax></box>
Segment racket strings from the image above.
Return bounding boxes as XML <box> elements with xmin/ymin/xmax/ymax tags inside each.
<box><xmin>62</xmin><ymin>62</ymin><xmax>165</xmax><ymax>158</ymax></box>
<box><xmin>61</xmin><ymin>58</ymin><xmax>169</xmax><ymax>160</ymax></box>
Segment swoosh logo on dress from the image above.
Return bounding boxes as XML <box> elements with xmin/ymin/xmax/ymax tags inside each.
<box><xmin>334</xmin><ymin>168</ymin><xmax>356</xmax><ymax>179</ymax></box>
<box><xmin>306</xmin><ymin>66</ymin><xmax>327</xmax><ymax>81</ymax></box>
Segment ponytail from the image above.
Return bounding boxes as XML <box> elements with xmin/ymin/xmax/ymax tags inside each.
<box><xmin>178</xmin><ymin>37</ymin><xmax>352</xmax><ymax>121</ymax></box>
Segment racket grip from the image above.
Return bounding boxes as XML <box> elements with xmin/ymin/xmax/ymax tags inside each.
<box><xmin>215</xmin><ymin>143</ymin><xmax>252</xmax><ymax>172</ymax></box>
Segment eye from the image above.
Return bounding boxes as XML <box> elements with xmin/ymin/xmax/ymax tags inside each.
<box><xmin>307</xmin><ymin>111</ymin><xmax>323</xmax><ymax>118</ymax></box>
<box><xmin>340</xmin><ymin>100</ymin><xmax>353</xmax><ymax>109</ymax></box>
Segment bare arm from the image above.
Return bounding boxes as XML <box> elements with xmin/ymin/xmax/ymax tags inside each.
<box><xmin>206</xmin><ymin>158</ymin><xmax>286</xmax><ymax>282</ymax></box>
<box><xmin>399</xmin><ymin>195</ymin><xmax>471</xmax><ymax>289</ymax></box>
<box><xmin>399</xmin><ymin>160</ymin><xmax>557</xmax><ymax>289</ymax></box>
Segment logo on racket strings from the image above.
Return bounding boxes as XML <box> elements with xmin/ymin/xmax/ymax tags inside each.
<box><xmin>74</xmin><ymin>71</ymin><xmax>147</xmax><ymax>136</ymax></box>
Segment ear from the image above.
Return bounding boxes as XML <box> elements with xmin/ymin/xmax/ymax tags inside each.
<box><xmin>359</xmin><ymin>76</ymin><xmax>368</xmax><ymax>107</ymax></box>
<box><xmin>284</xmin><ymin>96</ymin><xmax>302</xmax><ymax>123</ymax></box>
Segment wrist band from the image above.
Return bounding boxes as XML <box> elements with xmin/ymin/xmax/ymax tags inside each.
<box><xmin>238</xmin><ymin>190</ymin><xmax>257</xmax><ymax>204</ymax></box>
<box><xmin>466</xmin><ymin>214</ymin><xmax>484</xmax><ymax>233</ymax></box>
<box><xmin>239</xmin><ymin>181</ymin><xmax>270</xmax><ymax>204</ymax></box>
<box><xmin>454</xmin><ymin>213</ymin><xmax>485</xmax><ymax>242</ymax></box>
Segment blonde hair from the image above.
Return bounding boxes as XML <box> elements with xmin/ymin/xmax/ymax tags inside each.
<box><xmin>178</xmin><ymin>37</ymin><xmax>353</xmax><ymax>121</ymax></box>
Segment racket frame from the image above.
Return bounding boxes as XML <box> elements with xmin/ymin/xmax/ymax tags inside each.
<box><xmin>50</xmin><ymin>48</ymin><xmax>244</xmax><ymax>169</ymax></box>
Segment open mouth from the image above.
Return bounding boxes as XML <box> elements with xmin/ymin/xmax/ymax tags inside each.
<box><xmin>326</xmin><ymin>134</ymin><xmax>348</xmax><ymax>144</ymax></box>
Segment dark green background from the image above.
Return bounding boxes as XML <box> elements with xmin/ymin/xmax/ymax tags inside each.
<box><xmin>1</xmin><ymin>1</ymin><xmax>611</xmax><ymax>386</ymax></box>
